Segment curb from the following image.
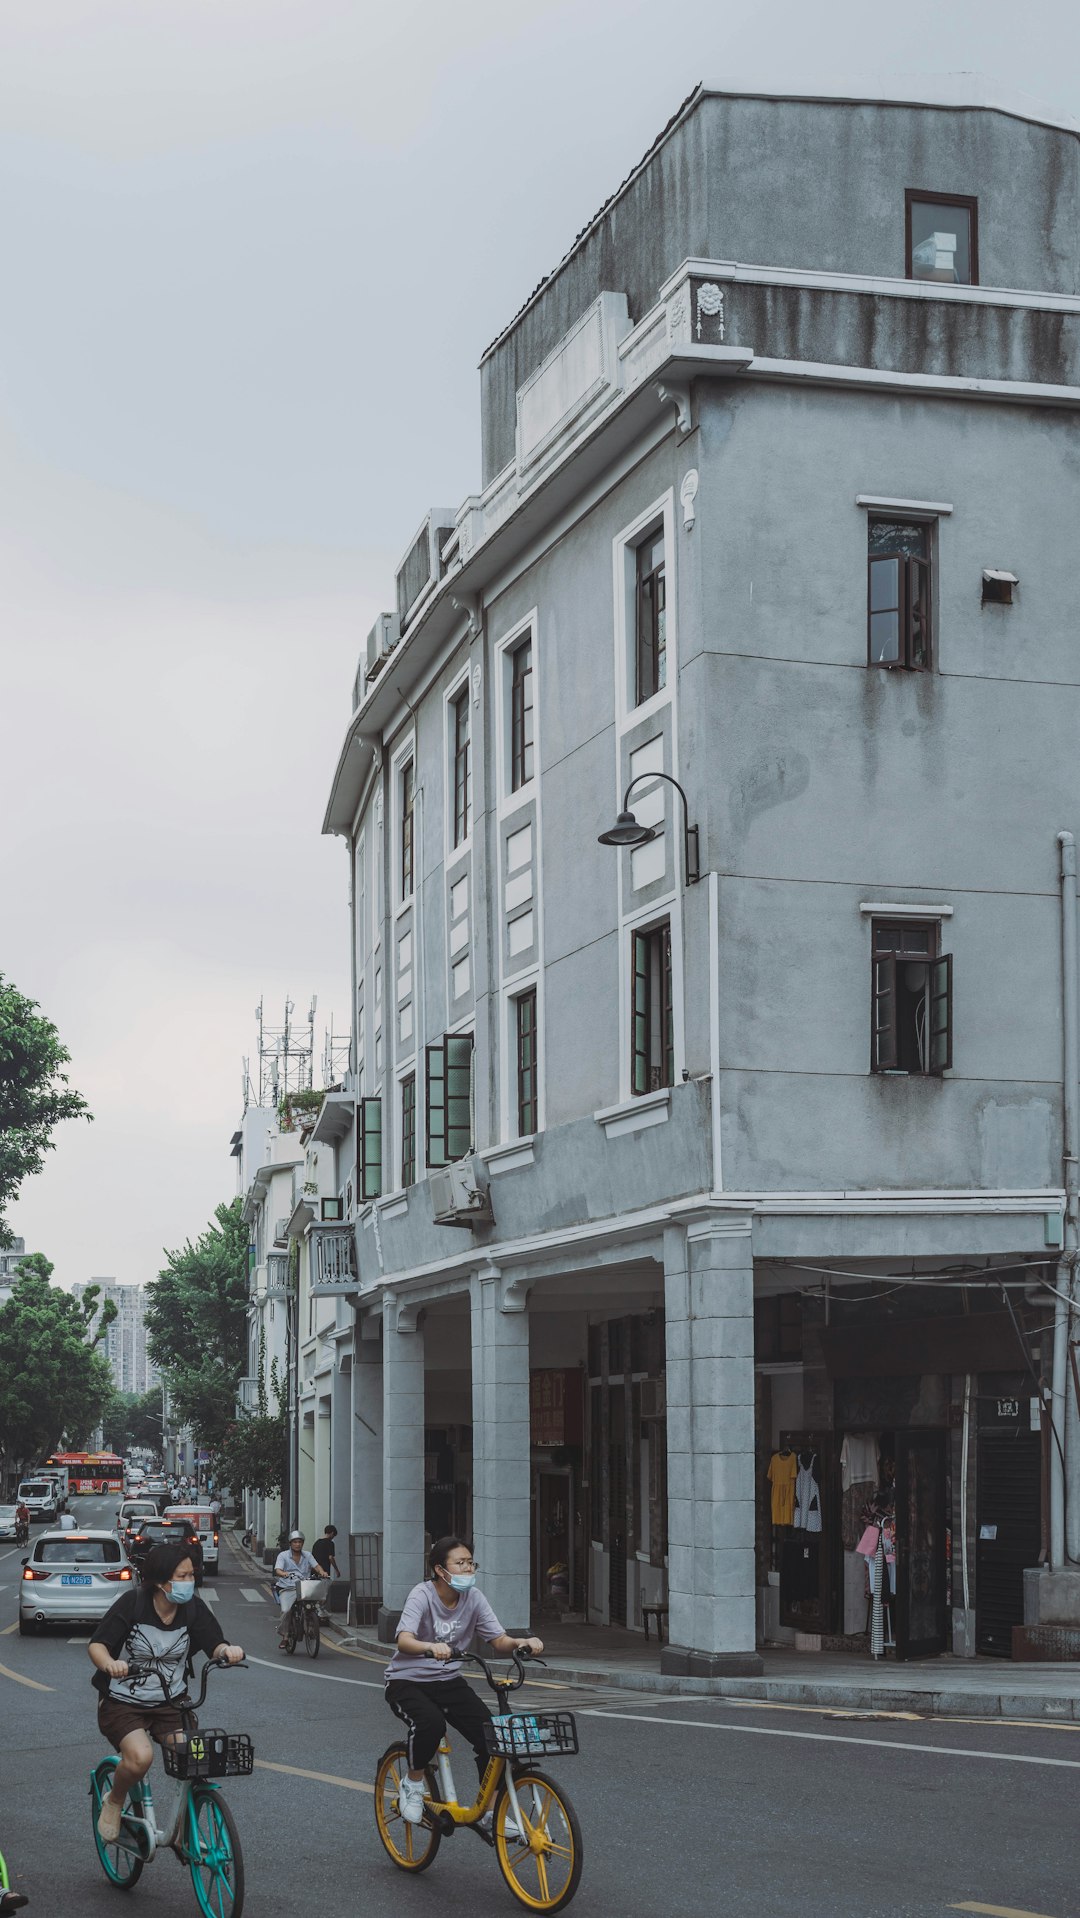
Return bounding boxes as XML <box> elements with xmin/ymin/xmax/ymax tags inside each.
<box><xmin>318</xmin><ymin>1618</ymin><xmax>1080</xmax><ymax>1720</ymax></box>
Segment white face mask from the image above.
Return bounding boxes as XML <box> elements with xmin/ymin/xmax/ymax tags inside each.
<box><xmin>169</xmin><ymin>1578</ymin><xmax>195</xmax><ymax>1605</ymax></box>
<box><xmin>447</xmin><ymin>1572</ymin><xmax>476</xmax><ymax>1593</ymax></box>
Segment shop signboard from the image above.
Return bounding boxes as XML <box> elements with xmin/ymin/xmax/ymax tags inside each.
<box><xmin>530</xmin><ymin>1370</ymin><xmax>583</xmax><ymax>1448</ymax></box>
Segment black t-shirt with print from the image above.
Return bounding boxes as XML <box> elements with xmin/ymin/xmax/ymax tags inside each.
<box><xmin>90</xmin><ymin>1586</ymin><xmax>220</xmax><ymax>1705</ymax></box>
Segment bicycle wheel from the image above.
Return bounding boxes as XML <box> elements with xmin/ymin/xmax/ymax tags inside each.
<box><xmin>89</xmin><ymin>1759</ymin><xmax>145</xmax><ymax>1889</ymax></box>
<box><xmin>374</xmin><ymin>1744</ymin><xmax>440</xmax><ymax>1873</ymax></box>
<box><xmin>303</xmin><ymin>1609</ymin><xmax>320</xmax><ymax>1658</ymax></box>
<box><xmin>494</xmin><ymin>1769</ymin><xmax>582</xmax><ymax>1912</ymax></box>
<box><xmin>187</xmin><ymin>1785</ymin><xmax>244</xmax><ymax>1918</ymax></box>
<box><xmin>282</xmin><ymin>1607</ymin><xmax>297</xmax><ymax>1655</ymax></box>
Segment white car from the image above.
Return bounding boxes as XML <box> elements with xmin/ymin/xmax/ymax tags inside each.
<box><xmin>164</xmin><ymin>1505</ymin><xmax>219</xmax><ymax>1573</ymax></box>
<box><xmin>0</xmin><ymin>1504</ymin><xmax>21</xmax><ymax>1541</ymax></box>
<box><xmin>19</xmin><ymin>1528</ymin><xmax>134</xmax><ymax>1634</ymax></box>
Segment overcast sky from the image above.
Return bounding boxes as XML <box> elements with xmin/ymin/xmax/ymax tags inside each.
<box><xmin>3</xmin><ymin>0</ymin><xmax>1078</xmax><ymax>1290</ymax></box>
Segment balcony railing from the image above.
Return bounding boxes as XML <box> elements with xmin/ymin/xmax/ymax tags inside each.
<box><xmin>266</xmin><ymin>1252</ymin><xmax>292</xmax><ymax>1297</ymax></box>
<box><xmin>311</xmin><ymin>1225</ymin><xmax>358</xmax><ymax>1291</ymax></box>
<box><xmin>237</xmin><ymin>1377</ymin><xmax>259</xmax><ymax>1411</ymax></box>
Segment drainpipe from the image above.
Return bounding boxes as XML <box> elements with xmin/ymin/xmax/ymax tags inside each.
<box><xmin>1052</xmin><ymin>831</ymin><xmax>1079</xmax><ymax>1569</ymax></box>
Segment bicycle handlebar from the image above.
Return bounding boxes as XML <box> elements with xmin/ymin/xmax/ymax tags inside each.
<box><xmin>123</xmin><ymin>1655</ymin><xmax>247</xmax><ymax>1712</ymax></box>
<box><xmin>423</xmin><ymin>1645</ymin><xmax>544</xmax><ymax>1693</ymax></box>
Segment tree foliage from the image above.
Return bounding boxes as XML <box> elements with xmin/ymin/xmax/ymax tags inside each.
<box><xmin>146</xmin><ymin>1199</ymin><xmax>248</xmax><ymax>1455</ymax></box>
<box><xmin>105</xmin><ymin>1388</ymin><xmax>164</xmax><ymax>1458</ymax></box>
<box><xmin>0</xmin><ymin>974</ymin><xmax>92</xmax><ymax>1246</ymax></box>
<box><xmin>214</xmin><ymin>1344</ymin><xmax>288</xmax><ymax>1500</ymax></box>
<box><xmin>0</xmin><ymin>1256</ymin><xmax>116</xmax><ymax>1477</ymax></box>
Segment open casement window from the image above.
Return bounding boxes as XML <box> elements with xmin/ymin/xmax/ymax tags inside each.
<box><xmin>871</xmin><ymin>923</ymin><xmax>951</xmax><ymax>1076</ymax></box>
<box><xmin>868</xmin><ymin>520</ymin><xmax>931</xmax><ymax>670</ymax></box>
<box><xmin>635</xmin><ymin>529</ymin><xmax>667</xmax><ymax>706</ymax></box>
<box><xmin>631</xmin><ymin>921</ymin><xmax>674</xmax><ymax>1096</ymax></box>
<box><xmin>358</xmin><ymin>1096</ymin><xmax>382</xmax><ymax>1201</ymax></box>
<box><xmin>425</xmin><ymin>1032</ymin><xmax>474</xmax><ymax>1167</ymax></box>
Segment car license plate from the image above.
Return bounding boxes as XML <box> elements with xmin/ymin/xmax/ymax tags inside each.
<box><xmin>61</xmin><ymin>1574</ymin><xmax>92</xmax><ymax>1585</ymax></box>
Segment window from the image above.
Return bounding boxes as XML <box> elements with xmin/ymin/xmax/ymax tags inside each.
<box><xmin>358</xmin><ymin>1096</ymin><xmax>382</xmax><ymax>1200</ymax></box>
<box><xmin>515</xmin><ymin>988</ymin><xmax>538</xmax><ymax>1136</ymax></box>
<box><xmin>400</xmin><ymin>1073</ymin><xmax>416</xmax><ymax>1188</ymax></box>
<box><xmin>635</xmin><ymin>529</ymin><xmax>667</xmax><ymax>705</ymax></box>
<box><xmin>871</xmin><ymin>921</ymin><xmax>952</xmax><ymax>1076</ymax></box>
<box><xmin>906</xmin><ymin>191</ymin><xmax>978</xmax><ymax>285</ymax></box>
<box><xmin>400</xmin><ymin>760</ymin><xmax>415</xmax><ymax>899</ymax></box>
<box><xmin>631</xmin><ymin>921</ymin><xmax>674</xmax><ymax>1096</ymax></box>
<box><xmin>510</xmin><ymin>639</ymin><xmax>534</xmax><ymax>791</ymax></box>
<box><xmin>868</xmin><ymin>519</ymin><xmax>931</xmax><ymax>670</ymax></box>
<box><xmin>426</xmin><ymin>1032</ymin><xmax>474</xmax><ymax>1165</ymax></box>
<box><xmin>451</xmin><ymin>687</ymin><xmax>471</xmax><ymax>847</ymax></box>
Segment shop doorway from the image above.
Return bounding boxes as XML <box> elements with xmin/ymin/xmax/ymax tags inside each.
<box><xmin>976</xmin><ymin>1424</ymin><xmax>1041</xmax><ymax>1657</ymax></box>
<box><xmin>894</xmin><ymin>1430</ymin><xmax>948</xmax><ymax>1659</ymax></box>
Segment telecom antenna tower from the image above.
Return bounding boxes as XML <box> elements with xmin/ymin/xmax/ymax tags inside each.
<box><xmin>245</xmin><ymin>995</ymin><xmax>318</xmax><ymax>1109</ymax></box>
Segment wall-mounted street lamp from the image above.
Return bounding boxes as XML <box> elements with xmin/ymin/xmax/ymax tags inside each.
<box><xmin>598</xmin><ymin>772</ymin><xmax>701</xmax><ymax>884</ymax></box>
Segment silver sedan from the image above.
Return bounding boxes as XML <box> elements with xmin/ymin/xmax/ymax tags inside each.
<box><xmin>0</xmin><ymin>1503</ymin><xmax>20</xmax><ymax>1542</ymax></box>
<box><xmin>19</xmin><ymin>1527</ymin><xmax>135</xmax><ymax>1635</ymax></box>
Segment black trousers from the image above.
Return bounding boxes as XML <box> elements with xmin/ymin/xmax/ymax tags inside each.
<box><xmin>385</xmin><ymin>1676</ymin><xmax>494</xmax><ymax>1780</ymax></box>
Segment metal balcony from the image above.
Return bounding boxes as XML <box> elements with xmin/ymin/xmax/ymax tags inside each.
<box><xmin>266</xmin><ymin>1251</ymin><xmax>292</xmax><ymax>1298</ymax></box>
<box><xmin>311</xmin><ymin>1224</ymin><xmax>359</xmax><ymax>1293</ymax></box>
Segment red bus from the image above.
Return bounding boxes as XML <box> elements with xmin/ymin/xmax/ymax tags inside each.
<box><xmin>46</xmin><ymin>1451</ymin><xmax>124</xmax><ymax>1496</ymax></box>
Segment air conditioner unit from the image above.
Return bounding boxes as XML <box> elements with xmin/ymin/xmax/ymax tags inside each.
<box><xmin>429</xmin><ymin>1160</ymin><xmax>495</xmax><ymax>1229</ymax></box>
<box><xmin>396</xmin><ymin>509</ymin><xmax>458</xmax><ymax>630</ymax></box>
<box><xmin>363</xmin><ymin>612</ymin><xmax>400</xmax><ymax>687</ymax></box>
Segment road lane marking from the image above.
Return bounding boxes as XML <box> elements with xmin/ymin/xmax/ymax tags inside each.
<box><xmin>245</xmin><ymin>1652</ymin><xmax>383</xmax><ymax>1689</ymax></box>
<box><xmin>0</xmin><ymin>1658</ymin><xmax>53</xmax><ymax>1692</ymax></box>
<box><xmin>950</xmin><ymin>1905</ymin><xmax>1062</xmax><ymax>1916</ymax></box>
<box><xmin>240</xmin><ymin>1588</ymin><xmax>266</xmax><ymax>1603</ymax></box>
<box><xmin>1</xmin><ymin>1622</ymin><xmax>18</xmax><ymax>1636</ymax></box>
<box><xmin>254</xmin><ymin>1758</ymin><xmax>374</xmax><ymax>1794</ymax></box>
<box><xmin>581</xmin><ymin>1707</ymin><xmax>1080</xmax><ymax>1770</ymax></box>
<box><xmin>200</xmin><ymin>1588</ymin><xmax>219</xmax><ymax>1602</ymax></box>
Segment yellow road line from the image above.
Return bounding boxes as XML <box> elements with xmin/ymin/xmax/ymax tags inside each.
<box><xmin>0</xmin><ymin>1658</ymin><xmax>52</xmax><ymax>1692</ymax></box>
<box><xmin>1</xmin><ymin>1622</ymin><xmax>18</xmax><ymax>1637</ymax></box>
<box><xmin>949</xmin><ymin>1903</ymin><xmax>1062</xmax><ymax>1916</ymax></box>
<box><xmin>253</xmin><ymin>1758</ymin><xmax>373</xmax><ymax>1794</ymax></box>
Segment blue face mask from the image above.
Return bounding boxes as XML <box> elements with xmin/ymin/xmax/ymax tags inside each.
<box><xmin>169</xmin><ymin>1578</ymin><xmax>195</xmax><ymax>1605</ymax></box>
<box><xmin>447</xmin><ymin>1572</ymin><xmax>476</xmax><ymax>1593</ymax></box>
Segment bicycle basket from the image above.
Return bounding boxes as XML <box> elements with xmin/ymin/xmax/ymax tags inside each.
<box><xmin>162</xmin><ymin>1730</ymin><xmax>255</xmax><ymax>1780</ymax></box>
<box><xmin>483</xmin><ymin>1712</ymin><xmax>578</xmax><ymax>1760</ymax></box>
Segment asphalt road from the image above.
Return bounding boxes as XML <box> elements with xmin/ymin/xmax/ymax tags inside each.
<box><xmin>0</xmin><ymin>1495</ymin><xmax>1076</xmax><ymax>1917</ymax></box>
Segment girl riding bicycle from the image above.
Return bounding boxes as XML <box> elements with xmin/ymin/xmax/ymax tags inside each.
<box><xmin>384</xmin><ymin>1535</ymin><xmax>543</xmax><ymax>1824</ymax></box>
<box><xmin>88</xmin><ymin>1541</ymin><xmax>244</xmax><ymax>1844</ymax></box>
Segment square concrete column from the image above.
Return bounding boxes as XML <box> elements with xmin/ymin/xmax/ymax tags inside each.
<box><xmin>378</xmin><ymin>1296</ymin><xmax>425</xmax><ymax>1639</ymax></box>
<box><xmin>350</xmin><ymin>1320</ymin><xmax>384</xmax><ymax>1536</ymax></box>
<box><xmin>661</xmin><ymin>1218</ymin><xmax>762</xmax><ymax>1677</ymax></box>
<box><xmin>330</xmin><ymin>1358</ymin><xmax>351</xmax><ymax>1531</ymax></box>
<box><xmin>471</xmin><ymin>1272</ymin><xmax>531</xmax><ymax>1632</ymax></box>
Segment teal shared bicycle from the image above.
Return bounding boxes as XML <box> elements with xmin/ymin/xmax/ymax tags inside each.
<box><xmin>89</xmin><ymin>1656</ymin><xmax>251</xmax><ymax>1917</ymax></box>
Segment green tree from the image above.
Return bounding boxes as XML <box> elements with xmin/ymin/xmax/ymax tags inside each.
<box><xmin>146</xmin><ymin>1199</ymin><xmax>248</xmax><ymax>1455</ymax></box>
<box><xmin>0</xmin><ymin>1256</ymin><xmax>116</xmax><ymax>1481</ymax></box>
<box><xmin>104</xmin><ymin>1388</ymin><xmax>164</xmax><ymax>1457</ymax></box>
<box><xmin>214</xmin><ymin>1346</ymin><xmax>288</xmax><ymax>1500</ymax></box>
<box><xmin>0</xmin><ymin>974</ymin><xmax>92</xmax><ymax>1246</ymax></box>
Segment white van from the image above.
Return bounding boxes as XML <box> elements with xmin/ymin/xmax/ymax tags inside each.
<box><xmin>164</xmin><ymin>1505</ymin><xmax>219</xmax><ymax>1573</ymax></box>
<box><xmin>17</xmin><ymin>1478</ymin><xmax>59</xmax><ymax>1522</ymax></box>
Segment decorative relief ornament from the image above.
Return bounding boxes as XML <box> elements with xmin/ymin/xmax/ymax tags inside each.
<box><xmin>374</xmin><ymin>790</ymin><xmax>383</xmax><ymax>827</ymax></box>
<box><xmin>696</xmin><ymin>282</ymin><xmax>724</xmax><ymax>339</ymax></box>
<box><xmin>680</xmin><ymin>468</ymin><xmax>700</xmax><ymax>531</ymax></box>
<box><xmin>460</xmin><ymin>518</ymin><xmax>473</xmax><ymax>557</ymax></box>
<box><xmin>667</xmin><ymin>295</ymin><xmax>687</xmax><ymax>341</ymax></box>
<box><xmin>472</xmin><ymin>663</ymin><xmax>482</xmax><ymax>707</ymax></box>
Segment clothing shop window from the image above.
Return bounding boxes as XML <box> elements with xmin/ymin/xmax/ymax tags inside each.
<box><xmin>868</xmin><ymin>518</ymin><xmax>931</xmax><ymax>670</ymax></box>
<box><xmin>400</xmin><ymin>1073</ymin><xmax>416</xmax><ymax>1189</ymax></box>
<box><xmin>905</xmin><ymin>190</ymin><xmax>978</xmax><ymax>285</ymax></box>
<box><xmin>358</xmin><ymin>1096</ymin><xmax>382</xmax><ymax>1202</ymax></box>
<box><xmin>400</xmin><ymin>760</ymin><xmax>415</xmax><ymax>900</ymax></box>
<box><xmin>510</xmin><ymin>639</ymin><xmax>534</xmax><ymax>791</ymax></box>
<box><xmin>631</xmin><ymin>920</ymin><xmax>673</xmax><ymax>1096</ymax></box>
<box><xmin>426</xmin><ymin>1031</ymin><xmax>474</xmax><ymax>1166</ymax></box>
<box><xmin>451</xmin><ymin>686</ymin><xmax>471</xmax><ymax>847</ymax></box>
<box><xmin>514</xmin><ymin>987</ymin><xmax>538</xmax><ymax>1137</ymax></box>
<box><xmin>634</xmin><ymin>528</ymin><xmax>667</xmax><ymax>705</ymax></box>
<box><xmin>871</xmin><ymin>919</ymin><xmax>952</xmax><ymax>1075</ymax></box>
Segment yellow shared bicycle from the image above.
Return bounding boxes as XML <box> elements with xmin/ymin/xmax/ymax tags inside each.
<box><xmin>375</xmin><ymin>1647</ymin><xmax>583</xmax><ymax>1913</ymax></box>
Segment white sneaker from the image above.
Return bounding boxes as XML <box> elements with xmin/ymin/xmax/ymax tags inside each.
<box><xmin>97</xmin><ymin>1798</ymin><xmax>123</xmax><ymax>1843</ymax></box>
<box><xmin>397</xmin><ymin>1774</ymin><xmax>426</xmax><ymax>1824</ymax></box>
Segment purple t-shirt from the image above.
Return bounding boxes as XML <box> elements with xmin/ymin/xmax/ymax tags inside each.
<box><xmin>384</xmin><ymin>1581</ymin><xmax>503</xmax><ymax>1683</ymax></box>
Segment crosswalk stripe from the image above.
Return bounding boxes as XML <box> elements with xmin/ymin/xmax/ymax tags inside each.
<box><xmin>240</xmin><ymin>1587</ymin><xmax>265</xmax><ymax>1603</ymax></box>
<box><xmin>200</xmin><ymin>1588</ymin><xmax>219</xmax><ymax>1602</ymax></box>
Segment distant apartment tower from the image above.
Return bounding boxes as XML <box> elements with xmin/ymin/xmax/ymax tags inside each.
<box><xmin>72</xmin><ymin>1281</ymin><xmax>160</xmax><ymax>1396</ymax></box>
<box><xmin>0</xmin><ymin>1237</ymin><xmax>28</xmax><ymax>1308</ymax></box>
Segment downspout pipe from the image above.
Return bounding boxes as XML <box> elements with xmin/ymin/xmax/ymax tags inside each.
<box><xmin>1052</xmin><ymin>831</ymin><xmax>1079</xmax><ymax>1569</ymax></box>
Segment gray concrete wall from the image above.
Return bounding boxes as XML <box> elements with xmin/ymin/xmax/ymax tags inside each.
<box><xmin>481</xmin><ymin>92</ymin><xmax>1080</xmax><ymax>480</ymax></box>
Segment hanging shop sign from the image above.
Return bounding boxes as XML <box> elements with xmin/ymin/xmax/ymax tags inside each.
<box><xmin>530</xmin><ymin>1370</ymin><xmax>584</xmax><ymax>1448</ymax></box>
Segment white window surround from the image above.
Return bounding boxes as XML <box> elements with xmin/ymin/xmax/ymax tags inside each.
<box><xmin>618</xmin><ymin>895</ymin><xmax>684</xmax><ymax>1103</ymax></box>
<box><xmin>613</xmin><ymin>490</ymin><xmax>676</xmax><ymax>730</ymax></box>
<box><xmin>855</xmin><ymin>495</ymin><xmax>954</xmax><ymax>517</ymax></box>
<box><xmin>499</xmin><ymin>973</ymin><xmax>544</xmax><ymax>1148</ymax></box>
<box><xmin>493</xmin><ymin>609</ymin><xmax>545</xmax><ymax>1150</ymax></box>
<box><xmin>443</xmin><ymin>663</ymin><xmax>474</xmax><ymax>864</ymax></box>
<box><xmin>390</xmin><ymin>735</ymin><xmax>417</xmax><ymax>919</ymax></box>
<box><xmin>495</xmin><ymin>612</ymin><xmax>539</xmax><ymax>812</ymax></box>
<box><xmin>594</xmin><ymin>1087</ymin><xmax>671</xmax><ymax>1139</ymax></box>
<box><xmin>859</xmin><ymin>901</ymin><xmax>954</xmax><ymax>917</ymax></box>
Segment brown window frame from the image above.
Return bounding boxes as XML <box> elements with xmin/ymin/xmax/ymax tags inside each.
<box><xmin>631</xmin><ymin>920</ymin><xmax>674</xmax><ymax>1096</ymax></box>
<box><xmin>634</xmin><ymin>527</ymin><xmax>667</xmax><ymax>706</ymax></box>
<box><xmin>400</xmin><ymin>760</ymin><xmax>415</xmax><ymax>900</ymax></box>
<box><xmin>400</xmin><ymin>1072</ymin><xmax>416</xmax><ymax>1188</ymax></box>
<box><xmin>867</xmin><ymin>519</ymin><xmax>932</xmax><ymax>671</ymax></box>
<box><xmin>905</xmin><ymin>189</ymin><xmax>979</xmax><ymax>286</ymax></box>
<box><xmin>510</xmin><ymin>639</ymin><xmax>534</xmax><ymax>792</ymax></box>
<box><xmin>451</xmin><ymin>687</ymin><xmax>471</xmax><ymax>848</ymax></box>
<box><xmin>515</xmin><ymin>987</ymin><xmax>538</xmax><ymax>1137</ymax></box>
<box><xmin>871</xmin><ymin>919</ymin><xmax>953</xmax><ymax>1077</ymax></box>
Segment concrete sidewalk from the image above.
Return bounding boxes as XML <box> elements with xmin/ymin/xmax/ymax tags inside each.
<box><xmin>325</xmin><ymin>1611</ymin><xmax>1080</xmax><ymax>1721</ymax></box>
